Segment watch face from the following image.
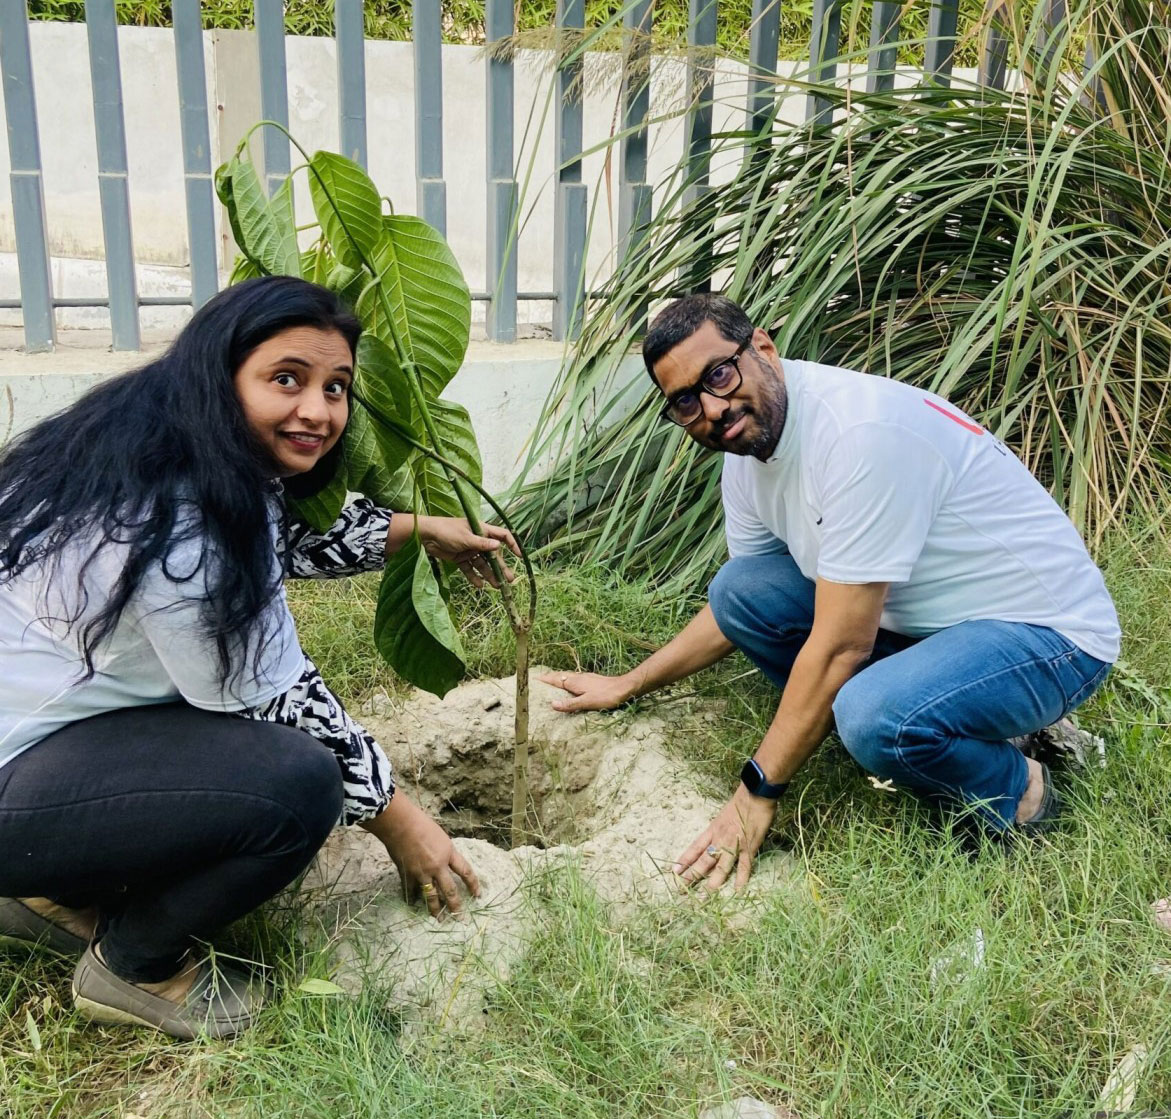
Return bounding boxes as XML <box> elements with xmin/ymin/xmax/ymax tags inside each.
<box><xmin>741</xmin><ymin>758</ymin><xmax>787</xmax><ymax>799</ymax></box>
<box><xmin>741</xmin><ymin>758</ymin><xmax>765</xmax><ymax>794</ymax></box>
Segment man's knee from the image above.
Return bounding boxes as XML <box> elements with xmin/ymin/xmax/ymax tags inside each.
<box><xmin>708</xmin><ymin>556</ymin><xmax>761</xmax><ymax>633</ymax></box>
<box><xmin>833</xmin><ymin>677</ymin><xmax>901</xmax><ymax>778</ymax></box>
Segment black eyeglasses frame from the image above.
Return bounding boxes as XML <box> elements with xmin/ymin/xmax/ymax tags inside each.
<box><xmin>658</xmin><ymin>339</ymin><xmax>750</xmax><ymax>427</ymax></box>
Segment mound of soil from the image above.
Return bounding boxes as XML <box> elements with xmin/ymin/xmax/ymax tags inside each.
<box><xmin>304</xmin><ymin>670</ymin><xmax>795</xmax><ymax>1030</ymax></box>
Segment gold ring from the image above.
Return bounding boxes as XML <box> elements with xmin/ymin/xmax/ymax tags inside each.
<box><xmin>421</xmin><ymin>883</ymin><xmax>436</xmax><ymax>895</ymax></box>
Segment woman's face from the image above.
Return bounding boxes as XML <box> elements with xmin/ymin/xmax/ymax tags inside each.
<box><xmin>234</xmin><ymin>326</ymin><xmax>353</xmax><ymax>477</ymax></box>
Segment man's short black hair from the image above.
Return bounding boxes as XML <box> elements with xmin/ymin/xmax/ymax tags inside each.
<box><xmin>642</xmin><ymin>294</ymin><xmax>754</xmax><ymax>382</ymax></box>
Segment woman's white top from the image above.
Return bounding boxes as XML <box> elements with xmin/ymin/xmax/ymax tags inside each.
<box><xmin>0</xmin><ymin>518</ymin><xmax>304</xmax><ymax>772</ymax></box>
<box><xmin>0</xmin><ymin>497</ymin><xmax>396</xmax><ymax>824</ymax></box>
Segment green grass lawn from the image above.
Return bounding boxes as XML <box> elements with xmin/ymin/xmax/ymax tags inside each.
<box><xmin>2</xmin><ymin>525</ymin><xmax>1168</xmax><ymax>1118</ymax></box>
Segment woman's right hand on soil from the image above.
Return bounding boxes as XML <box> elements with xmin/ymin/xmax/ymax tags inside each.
<box><xmin>360</xmin><ymin>794</ymin><xmax>480</xmax><ymax>919</ymax></box>
<box><xmin>539</xmin><ymin>671</ymin><xmax>635</xmax><ymax>713</ymax></box>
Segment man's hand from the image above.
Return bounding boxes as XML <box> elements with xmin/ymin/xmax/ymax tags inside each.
<box><xmin>673</xmin><ymin>785</ymin><xmax>778</xmax><ymax>891</ymax></box>
<box><xmin>361</xmin><ymin>794</ymin><xmax>481</xmax><ymax>919</ymax></box>
<box><xmin>417</xmin><ymin>515</ymin><xmax>518</xmax><ymax>588</ymax></box>
<box><xmin>538</xmin><ymin>670</ymin><xmax>635</xmax><ymax>713</ymax></box>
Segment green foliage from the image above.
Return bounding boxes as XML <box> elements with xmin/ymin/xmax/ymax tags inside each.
<box><xmin>215</xmin><ymin>129</ymin><xmax>481</xmax><ymax>697</ymax></box>
<box><xmin>4</xmin><ymin>542</ymin><xmax>1170</xmax><ymax>1118</ymax></box>
<box><xmin>27</xmin><ymin>0</ymin><xmax>988</xmax><ymax>63</ymax></box>
<box><xmin>509</xmin><ymin>0</ymin><xmax>1171</xmax><ymax>594</ymax></box>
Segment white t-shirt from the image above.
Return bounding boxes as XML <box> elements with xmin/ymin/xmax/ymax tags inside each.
<box><xmin>721</xmin><ymin>360</ymin><xmax>1120</xmax><ymax>662</ymax></box>
<box><xmin>0</xmin><ymin>511</ymin><xmax>305</xmax><ymax>771</ymax></box>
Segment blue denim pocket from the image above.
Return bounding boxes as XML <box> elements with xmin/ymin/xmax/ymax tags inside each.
<box><xmin>1055</xmin><ymin>651</ymin><xmax>1112</xmax><ymax>713</ymax></box>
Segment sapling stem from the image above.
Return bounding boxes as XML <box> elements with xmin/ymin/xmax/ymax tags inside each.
<box><xmin>240</xmin><ymin>122</ymin><xmax>539</xmax><ymax>847</ymax></box>
<box><xmin>354</xmin><ymin>392</ymin><xmax>536</xmax><ymax>846</ymax></box>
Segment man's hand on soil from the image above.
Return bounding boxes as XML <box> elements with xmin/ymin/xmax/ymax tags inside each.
<box><xmin>673</xmin><ymin>785</ymin><xmax>778</xmax><ymax>892</ymax></box>
<box><xmin>539</xmin><ymin>670</ymin><xmax>634</xmax><ymax>713</ymax></box>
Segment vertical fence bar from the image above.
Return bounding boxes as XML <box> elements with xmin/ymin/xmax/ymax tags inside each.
<box><xmin>335</xmin><ymin>0</ymin><xmax>367</xmax><ymax>167</ymax></box>
<box><xmin>746</xmin><ymin>0</ymin><xmax>780</xmax><ymax>137</ymax></box>
<box><xmin>0</xmin><ymin>0</ymin><xmax>55</xmax><ymax>351</ymax></box>
<box><xmin>173</xmin><ymin>0</ymin><xmax>218</xmax><ymax>308</ymax></box>
<box><xmin>486</xmin><ymin>0</ymin><xmax>518</xmax><ymax>342</ymax></box>
<box><xmin>1037</xmin><ymin>0</ymin><xmax>1067</xmax><ymax>77</ymax></box>
<box><xmin>413</xmin><ymin>0</ymin><xmax>446</xmax><ymax>233</ymax></box>
<box><xmin>684</xmin><ymin>0</ymin><xmax>718</xmax><ymax>293</ymax></box>
<box><xmin>981</xmin><ymin>26</ymin><xmax>1008</xmax><ymax>89</ymax></box>
<box><xmin>865</xmin><ymin>2</ymin><xmax>901</xmax><ymax>93</ymax></box>
<box><xmin>977</xmin><ymin>0</ymin><xmax>1009</xmax><ymax>89</ymax></box>
<box><xmin>807</xmin><ymin>0</ymin><xmax>843</xmax><ymax>124</ymax></box>
<box><xmin>256</xmin><ymin>0</ymin><xmax>291</xmax><ymax>196</ymax></box>
<box><xmin>86</xmin><ymin>0</ymin><xmax>139</xmax><ymax>350</ymax></box>
<box><xmin>925</xmin><ymin>0</ymin><xmax>960</xmax><ymax>85</ymax></box>
<box><xmin>619</xmin><ymin>0</ymin><xmax>653</xmax><ymax>329</ymax></box>
<box><xmin>553</xmin><ymin>0</ymin><xmax>587</xmax><ymax>341</ymax></box>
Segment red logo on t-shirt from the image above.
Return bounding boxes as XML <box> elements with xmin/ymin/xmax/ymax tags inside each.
<box><xmin>923</xmin><ymin>398</ymin><xmax>984</xmax><ymax>435</ymax></box>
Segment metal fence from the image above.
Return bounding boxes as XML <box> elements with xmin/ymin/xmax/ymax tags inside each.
<box><xmin>1</xmin><ymin>0</ymin><xmax>1018</xmax><ymax>353</ymax></box>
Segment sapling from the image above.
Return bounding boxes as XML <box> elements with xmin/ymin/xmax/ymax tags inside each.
<box><xmin>216</xmin><ymin>126</ymin><xmax>537</xmax><ymax>846</ymax></box>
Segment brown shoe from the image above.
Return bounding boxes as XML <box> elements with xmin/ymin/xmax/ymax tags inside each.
<box><xmin>72</xmin><ymin>945</ymin><xmax>264</xmax><ymax>1041</ymax></box>
<box><xmin>0</xmin><ymin>898</ymin><xmax>88</xmax><ymax>958</ymax></box>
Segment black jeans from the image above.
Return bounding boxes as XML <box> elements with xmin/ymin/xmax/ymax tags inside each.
<box><xmin>0</xmin><ymin>703</ymin><xmax>342</xmax><ymax>982</ymax></box>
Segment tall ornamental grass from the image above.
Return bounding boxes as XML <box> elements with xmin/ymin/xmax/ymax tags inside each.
<box><xmin>508</xmin><ymin>0</ymin><xmax>1171</xmax><ymax>594</ymax></box>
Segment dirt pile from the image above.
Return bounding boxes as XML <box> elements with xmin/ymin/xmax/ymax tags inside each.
<box><xmin>303</xmin><ymin>671</ymin><xmax>795</xmax><ymax>1030</ymax></box>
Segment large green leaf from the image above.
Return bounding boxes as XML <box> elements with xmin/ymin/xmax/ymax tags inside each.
<box><xmin>308</xmin><ymin>151</ymin><xmax>384</xmax><ymax>271</ymax></box>
<box><xmin>214</xmin><ymin>155</ymin><xmax>300</xmax><ymax>277</ymax></box>
<box><xmin>327</xmin><ymin>260</ymin><xmax>367</xmax><ymax>314</ymax></box>
<box><xmin>354</xmin><ymin>334</ymin><xmax>415</xmax><ymax>473</ymax></box>
<box><xmin>415</xmin><ymin>398</ymin><xmax>482</xmax><ymax>519</ymax></box>
<box><xmin>289</xmin><ymin>466</ymin><xmax>347</xmax><ymax>533</ymax></box>
<box><xmin>356</xmin><ymin>216</ymin><xmax>471</xmax><ymax>399</ymax></box>
<box><xmin>358</xmin><ymin>457</ymin><xmax>417</xmax><ymax>510</ymax></box>
<box><xmin>341</xmin><ymin>404</ymin><xmax>378</xmax><ymax>490</ymax></box>
<box><xmin>374</xmin><ymin>535</ymin><xmax>465</xmax><ymax>697</ymax></box>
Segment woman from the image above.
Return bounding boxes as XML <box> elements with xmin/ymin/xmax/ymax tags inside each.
<box><xmin>0</xmin><ymin>276</ymin><xmax>513</xmax><ymax>1040</ymax></box>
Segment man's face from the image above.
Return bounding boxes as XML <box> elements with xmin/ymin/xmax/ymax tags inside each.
<box><xmin>651</xmin><ymin>321</ymin><xmax>788</xmax><ymax>460</ymax></box>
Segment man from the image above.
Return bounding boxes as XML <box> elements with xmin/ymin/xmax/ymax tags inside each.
<box><xmin>542</xmin><ymin>294</ymin><xmax>1119</xmax><ymax>891</ymax></box>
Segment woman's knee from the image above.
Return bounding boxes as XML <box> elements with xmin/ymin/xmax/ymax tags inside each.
<box><xmin>252</xmin><ymin>726</ymin><xmax>344</xmax><ymax>850</ymax></box>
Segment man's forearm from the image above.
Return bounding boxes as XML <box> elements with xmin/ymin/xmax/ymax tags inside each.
<box><xmin>620</xmin><ymin>603</ymin><xmax>734</xmax><ymax>700</ymax></box>
<box><xmin>752</xmin><ymin>639</ymin><xmax>871</xmax><ymax>784</ymax></box>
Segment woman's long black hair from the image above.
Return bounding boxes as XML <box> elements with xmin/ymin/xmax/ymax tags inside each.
<box><xmin>0</xmin><ymin>275</ymin><xmax>361</xmax><ymax>686</ymax></box>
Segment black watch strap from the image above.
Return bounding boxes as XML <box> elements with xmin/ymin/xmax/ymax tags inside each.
<box><xmin>740</xmin><ymin>758</ymin><xmax>789</xmax><ymax>799</ymax></box>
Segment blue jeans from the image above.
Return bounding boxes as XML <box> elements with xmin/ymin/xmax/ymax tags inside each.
<box><xmin>708</xmin><ymin>554</ymin><xmax>1112</xmax><ymax>831</ymax></box>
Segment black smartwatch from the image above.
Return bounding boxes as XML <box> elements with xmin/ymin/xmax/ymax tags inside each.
<box><xmin>740</xmin><ymin>758</ymin><xmax>789</xmax><ymax>799</ymax></box>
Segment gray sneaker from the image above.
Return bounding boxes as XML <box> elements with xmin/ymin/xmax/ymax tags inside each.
<box><xmin>72</xmin><ymin>945</ymin><xmax>264</xmax><ymax>1041</ymax></box>
<box><xmin>0</xmin><ymin>898</ymin><xmax>88</xmax><ymax>958</ymax></box>
<box><xmin>1012</xmin><ymin>717</ymin><xmax>1106</xmax><ymax>769</ymax></box>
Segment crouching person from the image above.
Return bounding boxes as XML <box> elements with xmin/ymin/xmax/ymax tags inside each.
<box><xmin>544</xmin><ymin>294</ymin><xmax>1119</xmax><ymax>889</ymax></box>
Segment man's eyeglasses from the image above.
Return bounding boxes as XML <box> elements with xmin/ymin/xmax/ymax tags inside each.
<box><xmin>659</xmin><ymin>340</ymin><xmax>749</xmax><ymax>427</ymax></box>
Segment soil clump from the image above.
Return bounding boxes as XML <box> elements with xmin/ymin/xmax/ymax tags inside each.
<box><xmin>303</xmin><ymin>670</ymin><xmax>796</xmax><ymax>1030</ymax></box>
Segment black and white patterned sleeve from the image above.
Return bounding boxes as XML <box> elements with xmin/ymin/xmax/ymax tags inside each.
<box><xmin>283</xmin><ymin>497</ymin><xmax>393</xmax><ymax>579</ymax></box>
<box><xmin>236</xmin><ymin>654</ymin><xmax>394</xmax><ymax>826</ymax></box>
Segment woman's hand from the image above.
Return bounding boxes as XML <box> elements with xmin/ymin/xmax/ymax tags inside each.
<box><xmin>418</xmin><ymin>515</ymin><xmax>518</xmax><ymax>588</ymax></box>
<box><xmin>360</xmin><ymin>794</ymin><xmax>481</xmax><ymax>918</ymax></box>
<box><xmin>538</xmin><ymin>670</ymin><xmax>636</xmax><ymax>713</ymax></box>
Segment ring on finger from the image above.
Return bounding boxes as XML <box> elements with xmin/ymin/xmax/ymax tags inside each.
<box><xmin>705</xmin><ymin>844</ymin><xmax>720</xmax><ymax>858</ymax></box>
<box><xmin>421</xmin><ymin>882</ymin><xmax>437</xmax><ymax>896</ymax></box>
